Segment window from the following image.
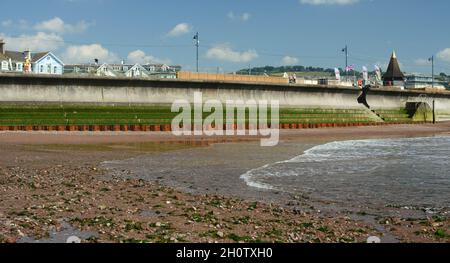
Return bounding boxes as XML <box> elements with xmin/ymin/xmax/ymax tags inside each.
<box><xmin>16</xmin><ymin>63</ymin><xmax>23</xmax><ymax>72</ymax></box>
<box><xmin>47</xmin><ymin>65</ymin><xmax>51</xmax><ymax>73</ymax></box>
<box><xmin>54</xmin><ymin>66</ymin><xmax>58</xmax><ymax>74</ymax></box>
<box><xmin>40</xmin><ymin>65</ymin><xmax>44</xmax><ymax>73</ymax></box>
<box><xmin>1</xmin><ymin>61</ymin><xmax>8</xmax><ymax>71</ymax></box>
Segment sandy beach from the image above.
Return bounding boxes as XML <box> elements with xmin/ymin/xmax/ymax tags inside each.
<box><xmin>0</xmin><ymin>123</ymin><xmax>449</xmax><ymax>243</ymax></box>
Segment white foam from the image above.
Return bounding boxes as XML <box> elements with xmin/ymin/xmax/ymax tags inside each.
<box><xmin>240</xmin><ymin>136</ymin><xmax>450</xmax><ymax>191</ymax></box>
<box><xmin>240</xmin><ymin>164</ymin><xmax>276</xmax><ymax>191</ymax></box>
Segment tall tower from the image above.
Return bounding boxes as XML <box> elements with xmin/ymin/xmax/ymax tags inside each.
<box><xmin>383</xmin><ymin>51</ymin><xmax>405</xmax><ymax>87</ymax></box>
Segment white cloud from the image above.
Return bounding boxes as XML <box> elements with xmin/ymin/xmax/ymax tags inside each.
<box><xmin>1</xmin><ymin>20</ymin><xmax>12</xmax><ymax>27</ymax></box>
<box><xmin>437</xmin><ymin>48</ymin><xmax>450</xmax><ymax>62</ymax></box>
<box><xmin>2</xmin><ymin>19</ymin><xmax>30</xmax><ymax>30</ymax></box>
<box><xmin>34</xmin><ymin>17</ymin><xmax>91</xmax><ymax>34</ymax></box>
<box><xmin>167</xmin><ymin>23</ymin><xmax>192</xmax><ymax>37</ymax></box>
<box><xmin>414</xmin><ymin>58</ymin><xmax>430</xmax><ymax>66</ymax></box>
<box><xmin>299</xmin><ymin>0</ymin><xmax>360</xmax><ymax>5</ymax></box>
<box><xmin>227</xmin><ymin>12</ymin><xmax>251</xmax><ymax>22</ymax></box>
<box><xmin>127</xmin><ymin>50</ymin><xmax>171</xmax><ymax>65</ymax></box>
<box><xmin>206</xmin><ymin>44</ymin><xmax>258</xmax><ymax>63</ymax></box>
<box><xmin>281</xmin><ymin>56</ymin><xmax>299</xmax><ymax>66</ymax></box>
<box><xmin>62</xmin><ymin>44</ymin><xmax>119</xmax><ymax>64</ymax></box>
<box><xmin>0</xmin><ymin>32</ymin><xmax>64</xmax><ymax>52</ymax></box>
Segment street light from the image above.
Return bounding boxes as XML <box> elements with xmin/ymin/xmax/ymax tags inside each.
<box><xmin>428</xmin><ymin>55</ymin><xmax>434</xmax><ymax>89</ymax></box>
<box><xmin>342</xmin><ymin>45</ymin><xmax>348</xmax><ymax>79</ymax></box>
<box><xmin>193</xmin><ymin>32</ymin><xmax>199</xmax><ymax>73</ymax></box>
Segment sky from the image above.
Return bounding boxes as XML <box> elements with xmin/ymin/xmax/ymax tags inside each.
<box><xmin>1</xmin><ymin>0</ymin><xmax>450</xmax><ymax>74</ymax></box>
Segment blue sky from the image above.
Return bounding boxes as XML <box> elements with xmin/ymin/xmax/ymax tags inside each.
<box><xmin>1</xmin><ymin>0</ymin><xmax>449</xmax><ymax>74</ymax></box>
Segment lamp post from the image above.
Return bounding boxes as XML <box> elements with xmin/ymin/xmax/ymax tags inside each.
<box><xmin>193</xmin><ymin>32</ymin><xmax>199</xmax><ymax>73</ymax></box>
<box><xmin>429</xmin><ymin>55</ymin><xmax>434</xmax><ymax>89</ymax></box>
<box><xmin>342</xmin><ymin>45</ymin><xmax>348</xmax><ymax>79</ymax></box>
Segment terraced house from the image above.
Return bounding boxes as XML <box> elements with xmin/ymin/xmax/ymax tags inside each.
<box><xmin>64</xmin><ymin>62</ymin><xmax>181</xmax><ymax>79</ymax></box>
<box><xmin>0</xmin><ymin>39</ymin><xmax>64</xmax><ymax>75</ymax></box>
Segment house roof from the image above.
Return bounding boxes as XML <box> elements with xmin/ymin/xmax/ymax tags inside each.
<box><xmin>4</xmin><ymin>51</ymin><xmax>50</xmax><ymax>63</ymax></box>
<box><xmin>125</xmin><ymin>64</ymin><xmax>149</xmax><ymax>75</ymax></box>
<box><xmin>383</xmin><ymin>51</ymin><xmax>405</xmax><ymax>81</ymax></box>
<box><xmin>5</xmin><ymin>51</ymin><xmax>50</xmax><ymax>62</ymax></box>
<box><xmin>33</xmin><ymin>52</ymin><xmax>65</xmax><ymax>65</ymax></box>
<box><xmin>32</xmin><ymin>52</ymin><xmax>53</xmax><ymax>63</ymax></box>
<box><xmin>4</xmin><ymin>51</ymin><xmax>23</xmax><ymax>62</ymax></box>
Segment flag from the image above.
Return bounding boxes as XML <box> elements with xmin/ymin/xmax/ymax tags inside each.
<box><xmin>374</xmin><ymin>65</ymin><xmax>382</xmax><ymax>82</ymax></box>
<box><xmin>362</xmin><ymin>66</ymin><xmax>368</xmax><ymax>81</ymax></box>
<box><xmin>345</xmin><ymin>65</ymin><xmax>355</xmax><ymax>72</ymax></box>
<box><xmin>334</xmin><ymin>68</ymin><xmax>341</xmax><ymax>81</ymax></box>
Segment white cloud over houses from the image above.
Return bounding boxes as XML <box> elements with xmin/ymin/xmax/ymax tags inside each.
<box><xmin>167</xmin><ymin>23</ymin><xmax>192</xmax><ymax>37</ymax></box>
<box><xmin>34</xmin><ymin>17</ymin><xmax>91</xmax><ymax>34</ymax></box>
<box><xmin>206</xmin><ymin>44</ymin><xmax>258</xmax><ymax>63</ymax></box>
<box><xmin>414</xmin><ymin>58</ymin><xmax>431</xmax><ymax>66</ymax></box>
<box><xmin>0</xmin><ymin>32</ymin><xmax>64</xmax><ymax>52</ymax></box>
<box><xmin>281</xmin><ymin>56</ymin><xmax>299</xmax><ymax>66</ymax></box>
<box><xmin>227</xmin><ymin>12</ymin><xmax>251</xmax><ymax>22</ymax></box>
<box><xmin>0</xmin><ymin>17</ymin><xmax>119</xmax><ymax>65</ymax></box>
<box><xmin>127</xmin><ymin>50</ymin><xmax>171</xmax><ymax>65</ymax></box>
<box><xmin>299</xmin><ymin>0</ymin><xmax>360</xmax><ymax>5</ymax></box>
<box><xmin>62</xmin><ymin>44</ymin><xmax>119</xmax><ymax>64</ymax></box>
<box><xmin>437</xmin><ymin>48</ymin><xmax>450</xmax><ymax>62</ymax></box>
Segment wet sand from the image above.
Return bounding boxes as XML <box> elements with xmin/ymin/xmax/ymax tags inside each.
<box><xmin>1</xmin><ymin>123</ymin><xmax>449</xmax><ymax>243</ymax></box>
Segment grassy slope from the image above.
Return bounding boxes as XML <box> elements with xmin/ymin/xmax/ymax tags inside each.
<box><xmin>0</xmin><ymin>105</ymin><xmax>384</xmax><ymax>126</ymax></box>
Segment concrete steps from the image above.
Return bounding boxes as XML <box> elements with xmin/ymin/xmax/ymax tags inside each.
<box><xmin>371</xmin><ymin>108</ymin><xmax>413</xmax><ymax>123</ymax></box>
<box><xmin>0</xmin><ymin>105</ymin><xmax>423</xmax><ymax>130</ymax></box>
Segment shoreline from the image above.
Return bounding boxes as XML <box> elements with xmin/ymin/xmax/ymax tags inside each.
<box><xmin>1</xmin><ymin>123</ymin><xmax>449</xmax><ymax>243</ymax></box>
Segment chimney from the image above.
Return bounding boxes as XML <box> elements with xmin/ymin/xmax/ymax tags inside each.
<box><xmin>24</xmin><ymin>49</ymin><xmax>32</xmax><ymax>61</ymax></box>
<box><xmin>0</xmin><ymin>39</ymin><xmax>5</xmax><ymax>55</ymax></box>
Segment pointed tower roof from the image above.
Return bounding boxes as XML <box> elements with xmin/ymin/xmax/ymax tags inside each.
<box><xmin>383</xmin><ymin>51</ymin><xmax>405</xmax><ymax>81</ymax></box>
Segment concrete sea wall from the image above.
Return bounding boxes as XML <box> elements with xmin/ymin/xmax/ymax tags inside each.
<box><xmin>1</xmin><ymin>74</ymin><xmax>450</xmax><ymax>120</ymax></box>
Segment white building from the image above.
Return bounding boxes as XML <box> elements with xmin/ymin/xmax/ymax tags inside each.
<box><xmin>124</xmin><ymin>64</ymin><xmax>150</xmax><ymax>78</ymax></box>
<box><xmin>0</xmin><ymin>39</ymin><xmax>64</xmax><ymax>75</ymax></box>
<box><xmin>64</xmin><ymin>62</ymin><xmax>181</xmax><ymax>79</ymax></box>
<box><xmin>405</xmin><ymin>74</ymin><xmax>446</xmax><ymax>90</ymax></box>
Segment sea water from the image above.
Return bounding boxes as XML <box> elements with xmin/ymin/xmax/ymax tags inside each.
<box><xmin>241</xmin><ymin>136</ymin><xmax>450</xmax><ymax>210</ymax></box>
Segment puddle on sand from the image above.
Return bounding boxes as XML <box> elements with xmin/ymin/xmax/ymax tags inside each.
<box><xmin>18</xmin><ymin>221</ymin><xmax>98</xmax><ymax>243</ymax></box>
